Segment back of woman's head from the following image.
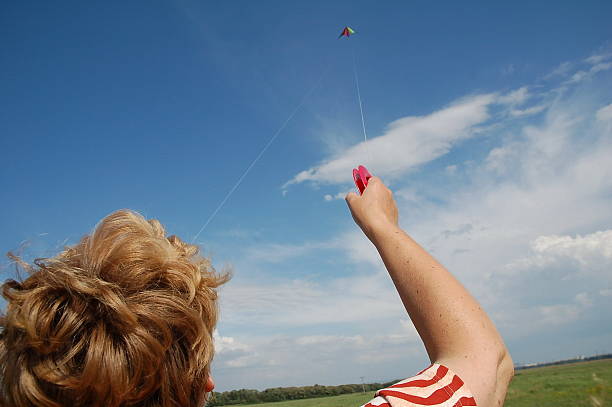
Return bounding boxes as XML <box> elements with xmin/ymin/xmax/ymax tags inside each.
<box><xmin>0</xmin><ymin>210</ymin><xmax>229</xmax><ymax>407</ymax></box>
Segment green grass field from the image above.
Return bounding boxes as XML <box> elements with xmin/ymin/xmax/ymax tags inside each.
<box><xmin>505</xmin><ymin>359</ymin><xmax>612</xmax><ymax>406</ymax></box>
<box><xmin>240</xmin><ymin>359</ymin><xmax>612</xmax><ymax>407</ymax></box>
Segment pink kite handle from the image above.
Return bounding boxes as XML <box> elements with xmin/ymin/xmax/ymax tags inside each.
<box><xmin>352</xmin><ymin>165</ymin><xmax>372</xmax><ymax>195</ymax></box>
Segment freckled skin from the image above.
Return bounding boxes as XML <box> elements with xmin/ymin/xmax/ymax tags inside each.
<box><xmin>346</xmin><ymin>177</ymin><xmax>514</xmax><ymax>407</ymax></box>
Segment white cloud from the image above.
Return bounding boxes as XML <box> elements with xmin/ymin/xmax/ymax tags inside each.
<box><xmin>494</xmin><ymin>87</ymin><xmax>549</xmax><ymax>118</ymax></box>
<box><xmin>214</xmin><ymin>330</ymin><xmax>250</xmax><ymax>354</ymax></box>
<box><xmin>485</xmin><ymin>145</ymin><xmax>515</xmax><ymax>173</ymax></box>
<box><xmin>284</xmin><ymin>94</ymin><xmax>496</xmax><ymax>186</ymax></box>
<box><xmin>592</xmin><ymin>62</ymin><xmax>612</xmax><ymax>73</ymax></box>
<box><xmin>324</xmin><ymin>191</ymin><xmax>351</xmax><ymax>201</ymax></box>
<box><xmin>498</xmin><ymin>87</ymin><xmax>530</xmax><ymax>106</ymax></box>
<box><xmin>395</xmin><ymin>188</ymin><xmax>423</xmax><ymax>204</ymax></box>
<box><xmin>531</xmin><ymin>231</ymin><xmax>612</xmax><ymax>262</ymax></box>
<box><xmin>213</xmin><ymin>324</ymin><xmax>423</xmax><ymax>389</ymax></box>
<box><xmin>574</xmin><ymin>292</ymin><xmax>593</xmax><ymax>307</ymax></box>
<box><xmin>564</xmin><ymin>60</ymin><xmax>612</xmax><ymax>84</ymax></box>
<box><xmin>596</xmin><ymin>103</ymin><xmax>612</xmax><ymax>122</ymax></box>
<box><xmin>336</xmin><ymin>229</ymin><xmax>382</xmax><ymax>266</ymax></box>
<box><xmin>219</xmin><ymin>270</ymin><xmax>401</xmax><ymax>328</ymax></box>
<box><xmin>445</xmin><ymin>164</ymin><xmax>458</xmax><ymax>175</ymax></box>
<box><xmin>586</xmin><ymin>52</ymin><xmax>612</xmax><ymax>65</ymax></box>
<box><xmin>567</xmin><ymin>70</ymin><xmax>589</xmax><ymax>84</ymax></box>
<box><xmin>510</xmin><ymin>104</ymin><xmax>547</xmax><ymax>117</ymax></box>
<box><xmin>502</xmin><ymin>231</ymin><xmax>612</xmax><ymax>294</ymax></box>
<box><xmin>545</xmin><ymin>61</ymin><xmax>572</xmax><ymax>79</ymax></box>
<box><xmin>536</xmin><ymin>303</ymin><xmax>582</xmax><ymax>325</ymax></box>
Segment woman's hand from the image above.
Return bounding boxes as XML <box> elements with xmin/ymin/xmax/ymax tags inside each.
<box><xmin>345</xmin><ymin>177</ymin><xmax>399</xmax><ymax>240</ymax></box>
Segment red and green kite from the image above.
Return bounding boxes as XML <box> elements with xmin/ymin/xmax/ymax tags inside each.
<box><xmin>338</xmin><ymin>26</ymin><xmax>355</xmax><ymax>39</ymax></box>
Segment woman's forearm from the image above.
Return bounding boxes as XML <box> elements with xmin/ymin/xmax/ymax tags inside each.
<box><xmin>371</xmin><ymin>224</ymin><xmax>500</xmax><ymax>358</ymax></box>
<box><xmin>371</xmin><ymin>224</ymin><xmax>512</xmax><ymax>406</ymax></box>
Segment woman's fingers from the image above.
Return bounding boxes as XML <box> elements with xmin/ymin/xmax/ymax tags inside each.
<box><xmin>346</xmin><ymin>177</ymin><xmax>398</xmax><ymax>240</ymax></box>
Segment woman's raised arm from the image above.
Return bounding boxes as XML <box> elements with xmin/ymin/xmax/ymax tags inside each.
<box><xmin>346</xmin><ymin>177</ymin><xmax>513</xmax><ymax>407</ymax></box>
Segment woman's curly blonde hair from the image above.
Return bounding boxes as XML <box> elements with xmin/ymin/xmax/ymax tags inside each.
<box><xmin>0</xmin><ymin>210</ymin><xmax>229</xmax><ymax>407</ymax></box>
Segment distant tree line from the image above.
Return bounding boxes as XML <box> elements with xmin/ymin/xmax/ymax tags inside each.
<box><xmin>208</xmin><ymin>380</ymin><xmax>399</xmax><ymax>406</ymax></box>
<box><xmin>209</xmin><ymin>354</ymin><xmax>612</xmax><ymax>406</ymax></box>
<box><xmin>515</xmin><ymin>353</ymin><xmax>612</xmax><ymax>371</ymax></box>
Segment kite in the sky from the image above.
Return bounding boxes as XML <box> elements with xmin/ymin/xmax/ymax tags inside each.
<box><xmin>338</xmin><ymin>26</ymin><xmax>355</xmax><ymax>39</ymax></box>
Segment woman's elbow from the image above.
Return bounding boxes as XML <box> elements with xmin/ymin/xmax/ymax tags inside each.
<box><xmin>499</xmin><ymin>347</ymin><xmax>514</xmax><ymax>382</ymax></box>
<box><xmin>494</xmin><ymin>347</ymin><xmax>514</xmax><ymax>405</ymax></box>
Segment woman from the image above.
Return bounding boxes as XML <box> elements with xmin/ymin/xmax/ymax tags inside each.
<box><xmin>0</xmin><ymin>177</ymin><xmax>513</xmax><ymax>406</ymax></box>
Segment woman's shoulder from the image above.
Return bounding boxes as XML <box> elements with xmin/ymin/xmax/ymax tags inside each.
<box><xmin>361</xmin><ymin>364</ymin><xmax>477</xmax><ymax>407</ymax></box>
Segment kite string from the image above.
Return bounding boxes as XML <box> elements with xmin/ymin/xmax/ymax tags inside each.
<box><xmin>191</xmin><ymin>63</ymin><xmax>331</xmax><ymax>243</ymax></box>
<box><xmin>352</xmin><ymin>45</ymin><xmax>371</xmax><ymax>163</ymax></box>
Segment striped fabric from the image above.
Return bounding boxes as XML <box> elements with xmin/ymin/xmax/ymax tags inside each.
<box><xmin>361</xmin><ymin>364</ymin><xmax>477</xmax><ymax>407</ymax></box>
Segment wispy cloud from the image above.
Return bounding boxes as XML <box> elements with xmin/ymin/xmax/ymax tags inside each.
<box><xmin>530</xmin><ymin>231</ymin><xmax>612</xmax><ymax>263</ymax></box>
<box><xmin>219</xmin><ymin>270</ymin><xmax>401</xmax><ymax>328</ymax></box>
<box><xmin>284</xmin><ymin>81</ymin><xmax>566</xmax><ymax>189</ymax></box>
<box><xmin>563</xmin><ymin>51</ymin><xmax>612</xmax><ymax>84</ymax></box>
<box><xmin>509</xmin><ymin>104</ymin><xmax>547</xmax><ymax>117</ymax></box>
<box><xmin>284</xmin><ymin>94</ymin><xmax>496</xmax><ymax>186</ymax></box>
<box><xmin>596</xmin><ymin>103</ymin><xmax>612</xmax><ymax>122</ymax></box>
<box><xmin>244</xmin><ymin>241</ymin><xmax>336</xmax><ymax>263</ymax></box>
<box><xmin>585</xmin><ymin>51</ymin><xmax>612</xmax><ymax>65</ymax></box>
<box><xmin>213</xmin><ymin>322</ymin><xmax>422</xmax><ymax>389</ymax></box>
<box><xmin>497</xmin><ymin>86</ymin><xmax>530</xmax><ymax>106</ymax></box>
<box><xmin>324</xmin><ymin>191</ymin><xmax>350</xmax><ymax>201</ymax></box>
<box><xmin>544</xmin><ymin>61</ymin><xmax>572</xmax><ymax>79</ymax></box>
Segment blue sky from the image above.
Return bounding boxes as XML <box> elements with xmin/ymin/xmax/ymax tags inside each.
<box><xmin>2</xmin><ymin>0</ymin><xmax>612</xmax><ymax>392</ymax></box>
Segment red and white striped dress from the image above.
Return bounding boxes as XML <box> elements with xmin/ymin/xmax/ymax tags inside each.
<box><xmin>362</xmin><ymin>364</ymin><xmax>477</xmax><ymax>407</ymax></box>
